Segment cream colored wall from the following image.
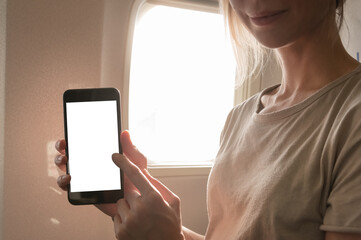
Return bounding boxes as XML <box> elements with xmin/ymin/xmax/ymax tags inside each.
<box><xmin>4</xmin><ymin>0</ymin><xmax>115</xmax><ymax>239</ymax></box>
<box><xmin>3</xmin><ymin>0</ymin><xmax>208</xmax><ymax>239</ymax></box>
<box><xmin>0</xmin><ymin>0</ymin><xmax>6</xmax><ymax>239</ymax></box>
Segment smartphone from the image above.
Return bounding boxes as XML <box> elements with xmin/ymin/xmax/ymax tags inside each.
<box><xmin>63</xmin><ymin>88</ymin><xmax>124</xmax><ymax>205</ymax></box>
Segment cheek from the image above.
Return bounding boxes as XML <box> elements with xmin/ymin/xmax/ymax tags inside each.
<box><xmin>228</xmin><ymin>0</ymin><xmax>241</xmax><ymax>10</ymax></box>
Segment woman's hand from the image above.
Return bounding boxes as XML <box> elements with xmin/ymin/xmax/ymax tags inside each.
<box><xmin>54</xmin><ymin>130</ymin><xmax>148</xmax><ymax>217</ymax></box>
<box><xmin>112</xmin><ymin>153</ymin><xmax>184</xmax><ymax>240</ymax></box>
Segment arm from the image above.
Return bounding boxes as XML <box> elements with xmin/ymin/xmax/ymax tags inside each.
<box><xmin>326</xmin><ymin>232</ymin><xmax>361</xmax><ymax>240</ymax></box>
<box><xmin>182</xmin><ymin>226</ymin><xmax>205</xmax><ymax>240</ymax></box>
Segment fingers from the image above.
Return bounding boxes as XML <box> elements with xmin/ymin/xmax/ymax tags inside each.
<box><xmin>125</xmin><ymin>190</ymin><xmax>142</xmax><ymax>209</ymax></box>
<box><xmin>94</xmin><ymin>204</ymin><xmax>118</xmax><ymax>218</ymax></box>
<box><xmin>54</xmin><ymin>154</ymin><xmax>67</xmax><ymax>172</ymax></box>
<box><xmin>55</xmin><ymin>139</ymin><xmax>70</xmax><ymax>192</ymax></box>
<box><xmin>113</xmin><ymin>215</ymin><xmax>122</xmax><ymax>238</ymax></box>
<box><xmin>55</xmin><ymin>139</ymin><xmax>66</xmax><ymax>154</ymax></box>
<box><xmin>120</xmin><ymin>131</ymin><xmax>136</xmax><ymax>156</ymax></box>
<box><xmin>116</xmin><ymin>190</ymin><xmax>141</xmax><ymax>224</ymax></box>
<box><xmin>117</xmin><ymin>199</ymin><xmax>130</xmax><ymax>223</ymax></box>
<box><xmin>113</xmin><ymin>215</ymin><xmax>131</xmax><ymax>239</ymax></box>
<box><xmin>120</xmin><ymin>131</ymin><xmax>147</xmax><ymax>168</ymax></box>
<box><xmin>112</xmin><ymin>153</ymin><xmax>154</xmax><ymax>195</ymax></box>
<box><xmin>143</xmin><ymin>170</ymin><xmax>180</xmax><ymax>210</ymax></box>
<box><xmin>54</xmin><ymin>139</ymin><xmax>67</xmax><ymax>172</ymax></box>
<box><xmin>57</xmin><ymin>175</ymin><xmax>71</xmax><ymax>191</ymax></box>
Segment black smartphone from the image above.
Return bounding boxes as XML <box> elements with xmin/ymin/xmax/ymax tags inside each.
<box><xmin>63</xmin><ymin>88</ymin><xmax>124</xmax><ymax>205</ymax></box>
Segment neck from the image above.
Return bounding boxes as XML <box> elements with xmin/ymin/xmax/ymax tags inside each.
<box><xmin>275</xmin><ymin>23</ymin><xmax>359</xmax><ymax>96</ymax></box>
<box><xmin>259</xmin><ymin>22</ymin><xmax>360</xmax><ymax>114</ymax></box>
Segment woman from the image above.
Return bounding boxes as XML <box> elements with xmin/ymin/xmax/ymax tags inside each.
<box><xmin>56</xmin><ymin>0</ymin><xmax>361</xmax><ymax>239</ymax></box>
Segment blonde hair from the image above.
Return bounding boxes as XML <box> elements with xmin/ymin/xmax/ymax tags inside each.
<box><xmin>219</xmin><ymin>0</ymin><xmax>274</xmax><ymax>87</ymax></box>
<box><xmin>219</xmin><ymin>0</ymin><xmax>347</xmax><ymax>87</ymax></box>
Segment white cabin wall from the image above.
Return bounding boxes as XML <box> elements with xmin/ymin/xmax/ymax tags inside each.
<box><xmin>3</xmin><ymin>0</ymin><xmax>208</xmax><ymax>239</ymax></box>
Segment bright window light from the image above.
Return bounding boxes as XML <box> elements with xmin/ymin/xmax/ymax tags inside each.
<box><xmin>129</xmin><ymin>4</ymin><xmax>236</xmax><ymax>166</ymax></box>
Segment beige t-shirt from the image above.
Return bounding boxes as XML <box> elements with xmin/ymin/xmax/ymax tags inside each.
<box><xmin>206</xmin><ymin>65</ymin><xmax>361</xmax><ymax>240</ymax></box>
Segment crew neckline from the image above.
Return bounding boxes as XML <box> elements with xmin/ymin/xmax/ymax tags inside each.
<box><xmin>253</xmin><ymin>64</ymin><xmax>361</xmax><ymax>122</ymax></box>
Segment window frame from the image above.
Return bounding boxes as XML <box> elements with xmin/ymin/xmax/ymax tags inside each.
<box><xmin>123</xmin><ymin>0</ymin><xmax>225</xmax><ymax>176</ymax></box>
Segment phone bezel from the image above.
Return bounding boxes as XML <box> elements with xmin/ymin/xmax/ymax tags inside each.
<box><xmin>63</xmin><ymin>88</ymin><xmax>124</xmax><ymax>205</ymax></box>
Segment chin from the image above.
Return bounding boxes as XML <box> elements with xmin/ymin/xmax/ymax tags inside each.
<box><xmin>256</xmin><ymin>39</ymin><xmax>285</xmax><ymax>49</ymax></box>
<box><xmin>254</xmin><ymin>34</ymin><xmax>294</xmax><ymax>50</ymax></box>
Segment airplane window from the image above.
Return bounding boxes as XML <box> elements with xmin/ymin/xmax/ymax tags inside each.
<box><xmin>129</xmin><ymin>4</ymin><xmax>236</xmax><ymax>166</ymax></box>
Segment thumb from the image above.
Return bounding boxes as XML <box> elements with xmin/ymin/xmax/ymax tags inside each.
<box><xmin>120</xmin><ymin>130</ymin><xmax>147</xmax><ymax>170</ymax></box>
<box><xmin>120</xmin><ymin>131</ymin><xmax>143</xmax><ymax>157</ymax></box>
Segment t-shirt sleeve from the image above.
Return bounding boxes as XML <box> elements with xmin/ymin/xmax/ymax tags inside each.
<box><xmin>320</xmin><ymin>107</ymin><xmax>361</xmax><ymax>234</ymax></box>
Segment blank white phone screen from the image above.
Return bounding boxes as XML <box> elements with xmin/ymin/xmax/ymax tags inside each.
<box><xmin>66</xmin><ymin>100</ymin><xmax>121</xmax><ymax>192</ymax></box>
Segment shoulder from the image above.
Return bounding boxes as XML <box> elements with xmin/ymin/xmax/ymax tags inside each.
<box><xmin>337</xmin><ymin>65</ymin><xmax>361</xmax><ymax>99</ymax></box>
<box><xmin>219</xmin><ymin>90</ymin><xmax>262</xmax><ymax>144</ymax></box>
<box><xmin>327</xmin><ymin>67</ymin><xmax>361</xmax><ymax>151</ymax></box>
<box><xmin>323</xmin><ymin>66</ymin><xmax>361</xmax><ymax>124</ymax></box>
<box><xmin>334</xmin><ymin>68</ymin><xmax>361</xmax><ymax>119</ymax></box>
<box><xmin>224</xmin><ymin>92</ymin><xmax>259</xmax><ymax>126</ymax></box>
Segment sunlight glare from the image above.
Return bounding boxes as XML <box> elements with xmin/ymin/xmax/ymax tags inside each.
<box><xmin>129</xmin><ymin>5</ymin><xmax>236</xmax><ymax>165</ymax></box>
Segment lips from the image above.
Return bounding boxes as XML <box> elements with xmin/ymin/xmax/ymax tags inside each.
<box><xmin>249</xmin><ymin>10</ymin><xmax>287</xmax><ymax>26</ymax></box>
